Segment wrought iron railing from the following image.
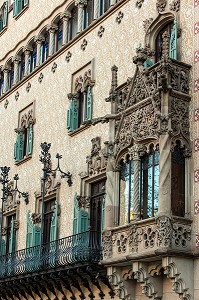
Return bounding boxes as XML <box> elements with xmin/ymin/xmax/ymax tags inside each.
<box><xmin>0</xmin><ymin>231</ymin><xmax>101</xmax><ymax>279</ymax></box>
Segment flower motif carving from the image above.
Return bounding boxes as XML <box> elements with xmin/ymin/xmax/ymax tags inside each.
<box><xmin>38</xmin><ymin>73</ymin><xmax>44</xmax><ymax>83</ymax></box>
<box><xmin>136</xmin><ymin>0</ymin><xmax>144</xmax><ymax>8</ymax></box>
<box><xmin>156</xmin><ymin>0</ymin><xmax>167</xmax><ymax>12</ymax></box>
<box><xmin>81</xmin><ymin>39</ymin><xmax>88</xmax><ymax>51</ymax></box>
<box><xmin>66</xmin><ymin>51</ymin><xmax>72</xmax><ymax>62</ymax></box>
<box><xmin>98</xmin><ymin>26</ymin><xmax>105</xmax><ymax>38</ymax></box>
<box><xmin>15</xmin><ymin>91</ymin><xmax>19</xmax><ymax>100</ymax></box>
<box><xmin>51</xmin><ymin>62</ymin><xmax>57</xmax><ymax>73</ymax></box>
<box><xmin>26</xmin><ymin>82</ymin><xmax>31</xmax><ymax>92</ymax></box>
<box><xmin>4</xmin><ymin>99</ymin><xmax>9</xmax><ymax>109</ymax></box>
<box><xmin>116</xmin><ymin>11</ymin><xmax>124</xmax><ymax>24</ymax></box>
<box><xmin>169</xmin><ymin>0</ymin><xmax>180</xmax><ymax>11</ymax></box>
<box><xmin>102</xmin><ymin>231</ymin><xmax>113</xmax><ymax>259</ymax></box>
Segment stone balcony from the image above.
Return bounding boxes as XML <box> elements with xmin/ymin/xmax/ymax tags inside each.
<box><xmin>102</xmin><ymin>216</ymin><xmax>192</xmax><ymax>264</ymax></box>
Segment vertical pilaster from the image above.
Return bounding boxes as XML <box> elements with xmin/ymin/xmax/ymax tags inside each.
<box><xmin>93</xmin><ymin>0</ymin><xmax>99</xmax><ymax>20</ymax></box>
<box><xmin>13</xmin><ymin>56</ymin><xmax>20</xmax><ymax>85</ymax></box>
<box><xmin>47</xmin><ymin>24</ymin><xmax>58</xmax><ymax>57</ymax></box>
<box><xmin>61</xmin><ymin>12</ymin><xmax>71</xmax><ymax>46</ymax></box>
<box><xmin>3</xmin><ymin>65</ymin><xmax>10</xmax><ymax>94</ymax></box>
<box><xmin>35</xmin><ymin>35</ymin><xmax>44</xmax><ymax>67</ymax></box>
<box><xmin>129</xmin><ymin>144</ymin><xmax>146</xmax><ymax>220</ymax></box>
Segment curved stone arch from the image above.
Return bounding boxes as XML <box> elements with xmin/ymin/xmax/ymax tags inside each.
<box><xmin>163</xmin><ymin>259</ymin><xmax>192</xmax><ymax>300</ymax></box>
<box><xmin>52</xmin><ymin>12</ymin><xmax>63</xmax><ymax>24</ymax></box>
<box><xmin>107</xmin><ymin>267</ymin><xmax>134</xmax><ymax>300</ymax></box>
<box><xmin>65</xmin><ymin>0</ymin><xmax>76</xmax><ymax>12</ymax></box>
<box><xmin>16</xmin><ymin>46</ymin><xmax>24</xmax><ymax>56</ymax></box>
<box><xmin>144</xmin><ymin>12</ymin><xmax>175</xmax><ymax>49</ymax></box>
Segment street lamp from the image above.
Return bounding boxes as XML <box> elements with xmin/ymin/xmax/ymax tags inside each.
<box><xmin>39</xmin><ymin>142</ymin><xmax>72</xmax><ymax>245</ymax></box>
<box><xmin>0</xmin><ymin>167</ymin><xmax>29</xmax><ymax>248</ymax></box>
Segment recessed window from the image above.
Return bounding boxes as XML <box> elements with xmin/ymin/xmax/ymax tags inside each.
<box><xmin>13</xmin><ymin>0</ymin><xmax>29</xmax><ymax>17</ymax></box>
<box><xmin>55</xmin><ymin>20</ymin><xmax>63</xmax><ymax>51</ymax></box>
<box><xmin>0</xmin><ymin>1</ymin><xmax>8</xmax><ymax>32</ymax></box>
<box><xmin>98</xmin><ymin>0</ymin><xmax>110</xmax><ymax>16</ymax></box>
<box><xmin>40</xmin><ymin>33</ymin><xmax>49</xmax><ymax>63</ymax></box>
<box><xmin>69</xmin><ymin>6</ymin><xmax>78</xmax><ymax>40</ymax></box>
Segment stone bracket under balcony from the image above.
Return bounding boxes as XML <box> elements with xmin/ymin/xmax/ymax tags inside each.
<box><xmin>102</xmin><ymin>216</ymin><xmax>192</xmax><ymax>264</ymax></box>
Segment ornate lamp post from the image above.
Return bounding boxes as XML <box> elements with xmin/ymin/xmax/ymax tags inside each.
<box><xmin>0</xmin><ymin>167</ymin><xmax>29</xmax><ymax>248</ymax></box>
<box><xmin>39</xmin><ymin>142</ymin><xmax>72</xmax><ymax>245</ymax></box>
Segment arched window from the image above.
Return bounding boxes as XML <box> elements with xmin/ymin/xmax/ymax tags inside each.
<box><xmin>19</xmin><ymin>52</ymin><xmax>25</xmax><ymax>80</ymax></box>
<box><xmin>171</xmin><ymin>142</ymin><xmax>185</xmax><ymax>217</ymax></box>
<box><xmin>82</xmin><ymin>0</ymin><xmax>93</xmax><ymax>30</ymax></box>
<box><xmin>40</xmin><ymin>33</ymin><xmax>49</xmax><ymax>63</ymax></box>
<box><xmin>55</xmin><ymin>19</ymin><xmax>63</xmax><ymax>51</ymax></box>
<box><xmin>98</xmin><ymin>0</ymin><xmax>110</xmax><ymax>16</ymax></box>
<box><xmin>8</xmin><ymin>62</ymin><xmax>14</xmax><ymax>89</ymax></box>
<box><xmin>155</xmin><ymin>21</ymin><xmax>174</xmax><ymax>62</ymax></box>
<box><xmin>119</xmin><ymin>147</ymin><xmax>160</xmax><ymax>225</ymax></box>
<box><xmin>28</xmin><ymin>43</ymin><xmax>37</xmax><ymax>73</ymax></box>
<box><xmin>69</xmin><ymin>6</ymin><xmax>78</xmax><ymax>40</ymax></box>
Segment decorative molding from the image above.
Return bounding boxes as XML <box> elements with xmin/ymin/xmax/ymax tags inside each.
<box><xmin>15</xmin><ymin>91</ymin><xmax>19</xmax><ymax>101</ymax></box>
<box><xmin>143</xmin><ymin>18</ymin><xmax>153</xmax><ymax>32</ymax></box>
<box><xmin>66</xmin><ymin>51</ymin><xmax>72</xmax><ymax>62</ymax></box>
<box><xmin>51</xmin><ymin>62</ymin><xmax>57</xmax><ymax>73</ymax></box>
<box><xmin>4</xmin><ymin>99</ymin><xmax>9</xmax><ymax>109</ymax></box>
<box><xmin>81</xmin><ymin>38</ymin><xmax>88</xmax><ymax>51</ymax></box>
<box><xmin>136</xmin><ymin>0</ymin><xmax>144</xmax><ymax>8</ymax></box>
<box><xmin>156</xmin><ymin>0</ymin><xmax>167</xmax><ymax>12</ymax></box>
<box><xmin>31</xmin><ymin>213</ymin><xmax>41</xmax><ymax>224</ymax></box>
<box><xmin>74</xmin><ymin>68</ymin><xmax>95</xmax><ymax>93</ymax></box>
<box><xmin>116</xmin><ymin>11</ymin><xmax>124</xmax><ymax>24</ymax></box>
<box><xmin>76</xmin><ymin>195</ymin><xmax>90</xmax><ymax>208</ymax></box>
<box><xmin>26</xmin><ymin>82</ymin><xmax>31</xmax><ymax>92</ymax></box>
<box><xmin>38</xmin><ymin>72</ymin><xmax>44</xmax><ymax>83</ymax></box>
<box><xmin>98</xmin><ymin>25</ymin><xmax>105</xmax><ymax>38</ymax></box>
<box><xmin>102</xmin><ymin>230</ymin><xmax>113</xmax><ymax>259</ymax></box>
<box><xmin>169</xmin><ymin>0</ymin><xmax>180</xmax><ymax>11</ymax></box>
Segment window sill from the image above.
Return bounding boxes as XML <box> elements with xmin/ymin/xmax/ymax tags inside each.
<box><xmin>68</xmin><ymin>122</ymin><xmax>91</xmax><ymax>137</ymax></box>
<box><xmin>0</xmin><ymin>26</ymin><xmax>7</xmax><ymax>37</ymax></box>
<box><xmin>15</xmin><ymin>155</ymin><xmax>32</xmax><ymax>165</ymax></box>
<box><xmin>14</xmin><ymin>5</ymin><xmax>29</xmax><ymax>20</ymax></box>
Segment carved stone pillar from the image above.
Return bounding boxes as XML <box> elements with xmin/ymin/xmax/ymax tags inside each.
<box><xmin>13</xmin><ymin>55</ymin><xmax>20</xmax><ymax>85</ymax></box>
<box><xmin>93</xmin><ymin>0</ymin><xmax>99</xmax><ymax>20</ymax></box>
<box><xmin>162</xmin><ymin>31</ymin><xmax>170</xmax><ymax>59</ymax></box>
<box><xmin>3</xmin><ymin>65</ymin><xmax>10</xmax><ymax>93</ymax></box>
<box><xmin>129</xmin><ymin>144</ymin><xmax>146</xmax><ymax>220</ymax></box>
<box><xmin>24</xmin><ymin>46</ymin><xmax>32</xmax><ymax>76</ymax></box>
<box><xmin>158</xmin><ymin>92</ymin><xmax>172</xmax><ymax>216</ymax></box>
<box><xmin>61</xmin><ymin>11</ymin><xmax>71</xmax><ymax>45</ymax></box>
<box><xmin>75</xmin><ymin>0</ymin><xmax>87</xmax><ymax>33</ymax></box>
<box><xmin>35</xmin><ymin>35</ymin><xmax>44</xmax><ymax>67</ymax></box>
<box><xmin>47</xmin><ymin>24</ymin><xmax>58</xmax><ymax>56</ymax></box>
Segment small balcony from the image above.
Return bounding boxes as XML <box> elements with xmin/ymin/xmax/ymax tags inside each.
<box><xmin>102</xmin><ymin>216</ymin><xmax>192</xmax><ymax>264</ymax></box>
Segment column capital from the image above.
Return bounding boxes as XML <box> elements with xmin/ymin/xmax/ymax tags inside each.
<box><xmin>75</xmin><ymin>0</ymin><xmax>87</xmax><ymax>6</ymax></box>
<box><xmin>2</xmin><ymin>64</ymin><xmax>10</xmax><ymax>73</ymax></box>
<box><xmin>12</xmin><ymin>55</ymin><xmax>21</xmax><ymax>63</ymax></box>
<box><xmin>23</xmin><ymin>45</ymin><xmax>33</xmax><ymax>54</ymax></box>
<box><xmin>34</xmin><ymin>34</ymin><xmax>45</xmax><ymax>44</ymax></box>
<box><xmin>128</xmin><ymin>144</ymin><xmax>146</xmax><ymax>160</ymax></box>
<box><xmin>46</xmin><ymin>24</ymin><xmax>58</xmax><ymax>33</ymax></box>
<box><xmin>60</xmin><ymin>11</ymin><xmax>71</xmax><ymax>20</ymax></box>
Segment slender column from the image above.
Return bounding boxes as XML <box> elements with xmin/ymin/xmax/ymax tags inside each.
<box><xmin>61</xmin><ymin>12</ymin><xmax>71</xmax><ymax>45</ymax></box>
<box><xmin>3</xmin><ymin>65</ymin><xmax>10</xmax><ymax>93</ymax></box>
<box><xmin>129</xmin><ymin>144</ymin><xmax>146</xmax><ymax>220</ymax></box>
<box><xmin>13</xmin><ymin>55</ymin><xmax>20</xmax><ymax>85</ymax></box>
<box><xmin>35</xmin><ymin>35</ymin><xmax>45</xmax><ymax>67</ymax></box>
<box><xmin>93</xmin><ymin>0</ymin><xmax>99</xmax><ymax>20</ymax></box>
<box><xmin>75</xmin><ymin>0</ymin><xmax>87</xmax><ymax>33</ymax></box>
<box><xmin>23</xmin><ymin>46</ymin><xmax>32</xmax><ymax>76</ymax></box>
<box><xmin>47</xmin><ymin>24</ymin><xmax>58</xmax><ymax>57</ymax></box>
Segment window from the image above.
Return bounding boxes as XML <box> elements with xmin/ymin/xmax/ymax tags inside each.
<box><xmin>28</xmin><ymin>43</ymin><xmax>37</xmax><ymax>73</ymax></box>
<box><xmin>67</xmin><ymin>86</ymin><xmax>93</xmax><ymax>132</ymax></box>
<box><xmin>171</xmin><ymin>142</ymin><xmax>185</xmax><ymax>217</ymax></box>
<box><xmin>0</xmin><ymin>1</ymin><xmax>8</xmax><ymax>32</ymax></box>
<box><xmin>13</xmin><ymin>0</ymin><xmax>28</xmax><ymax>16</ymax></box>
<box><xmin>55</xmin><ymin>20</ymin><xmax>63</xmax><ymax>51</ymax></box>
<box><xmin>73</xmin><ymin>194</ymin><xmax>89</xmax><ymax>235</ymax></box>
<box><xmin>69</xmin><ymin>6</ymin><xmax>78</xmax><ymax>40</ymax></box>
<box><xmin>8</xmin><ymin>62</ymin><xmax>14</xmax><ymax>89</ymax></box>
<box><xmin>40</xmin><ymin>33</ymin><xmax>49</xmax><ymax>64</ymax></box>
<box><xmin>14</xmin><ymin>103</ymin><xmax>35</xmax><ymax>163</ymax></box>
<box><xmin>119</xmin><ymin>148</ymin><xmax>160</xmax><ymax>225</ymax></box>
<box><xmin>0</xmin><ymin>71</ymin><xmax>4</xmax><ymax>96</ymax></box>
<box><xmin>6</xmin><ymin>214</ymin><xmax>16</xmax><ymax>254</ymax></box>
<box><xmin>82</xmin><ymin>0</ymin><xmax>93</xmax><ymax>30</ymax></box>
<box><xmin>19</xmin><ymin>53</ymin><xmax>25</xmax><ymax>80</ymax></box>
<box><xmin>98</xmin><ymin>0</ymin><xmax>110</xmax><ymax>16</ymax></box>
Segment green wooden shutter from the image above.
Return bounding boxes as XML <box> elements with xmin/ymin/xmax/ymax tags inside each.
<box><xmin>24</xmin><ymin>0</ymin><xmax>28</xmax><ymax>6</ymax></box>
<box><xmin>0</xmin><ymin>239</ymin><xmax>5</xmax><ymax>256</ymax></box>
<box><xmin>32</xmin><ymin>226</ymin><xmax>41</xmax><ymax>247</ymax></box>
<box><xmin>73</xmin><ymin>193</ymin><xmax>78</xmax><ymax>235</ymax></box>
<box><xmin>72</xmin><ymin>98</ymin><xmax>78</xmax><ymax>131</ymax></box>
<box><xmin>67</xmin><ymin>102</ymin><xmax>72</xmax><ymax>132</ymax></box>
<box><xmin>50</xmin><ymin>201</ymin><xmax>59</xmax><ymax>242</ymax></box>
<box><xmin>27</xmin><ymin>124</ymin><xmax>33</xmax><ymax>155</ymax></box>
<box><xmin>78</xmin><ymin>210</ymin><xmax>88</xmax><ymax>233</ymax></box>
<box><xmin>0</xmin><ymin>17</ymin><xmax>3</xmax><ymax>31</ymax></box>
<box><xmin>26</xmin><ymin>211</ymin><xmax>33</xmax><ymax>248</ymax></box>
<box><xmin>87</xmin><ymin>86</ymin><xmax>92</xmax><ymax>121</ymax></box>
<box><xmin>18</xmin><ymin>131</ymin><xmax>24</xmax><ymax>160</ymax></box>
<box><xmin>101</xmin><ymin>195</ymin><xmax>105</xmax><ymax>231</ymax></box>
<box><xmin>169</xmin><ymin>19</ymin><xmax>177</xmax><ymax>60</ymax></box>
<box><xmin>17</xmin><ymin>0</ymin><xmax>22</xmax><ymax>12</ymax></box>
<box><xmin>13</xmin><ymin>0</ymin><xmax>18</xmax><ymax>16</ymax></box>
<box><xmin>144</xmin><ymin>59</ymin><xmax>153</xmax><ymax>69</ymax></box>
<box><xmin>3</xmin><ymin>1</ymin><xmax>8</xmax><ymax>27</ymax></box>
<box><xmin>14</xmin><ymin>134</ymin><xmax>19</xmax><ymax>161</ymax></box>
<box><xmin>8</xmin><ymin>217</ymin><xmax>15</xmax><ymax>254</ymax></box>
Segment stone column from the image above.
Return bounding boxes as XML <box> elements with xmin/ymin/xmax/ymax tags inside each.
<box><xmin>3</xmin><ymin>65</ymin><xmax>10</xmax><ymax>94</ymax></box>
<box><xmin>93</xmin><ymin>0</ymin><xmax>99</xmax><ymax>20</ymax></box>
<box><xmin>35</xmin><ymin>35</ymin><xmax>45</xmax><ymax>67</ymax></box>
<box><xmin>47</xmin><ymin>24</ymin><xmax>58</xmax><ymax>57</ymax></box>
<box><xmin>24</xmin><ymin>46</ymin><xmax>32</xmax><ymax>76</ymax></box>
<box><xmin>61</xmin><ymin>11</ymin><xmax>71</xmax><ymax>46</ymax></box>
<box><xmin>75</xmin><ymin>0</ymin><xmax>87</xmax><ymax>33</ymax></box>
<box><xmin>129</xmin><ymin>144</ymin><xmax>146</xmax><ymax>220</ymax></box>
<box><xmin>158</xmin><ymin>91</ymin><xmax>172</xmax><ymax>216</ymax></box>
<box><xmin>13</xmin><ymin>55</ymin><xmax>20</xmax><ymax>85</ymax></box>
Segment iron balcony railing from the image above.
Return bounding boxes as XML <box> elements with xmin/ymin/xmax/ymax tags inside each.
<box><xmin>0</xmin><ymin>230</ymin><xmax>101</xmax><ymax>279</ymax></box>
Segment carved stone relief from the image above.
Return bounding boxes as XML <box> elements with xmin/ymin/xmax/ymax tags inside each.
<box><xmin>156</xmin><ymin>0</ymin><xmax>167</xmax><ymax>12</ymax></box>
<box><xmin>102</xmin><ymin>230</ymin><xmax>113</xmax><ymax>259</ymax></box>
<box><xmin>169</xmin><ymin>0</ymin><xmax>180</xmax><ymax>12</ymax></box>
<box><xmin>73</xmin><ymin>62</ymin><xmax>95</xmax><ymax>93</ymax></box>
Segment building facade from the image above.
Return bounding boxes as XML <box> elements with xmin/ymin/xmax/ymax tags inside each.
<box><xmin>0</xmin><ymin>0</ymin><xmax>198</xmax><ymax>299</ymax></box>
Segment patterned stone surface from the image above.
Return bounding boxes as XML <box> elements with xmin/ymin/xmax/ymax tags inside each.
<box><xmin>195</xmin><ymin>201</ymin><xmax>199</xmax><ymax>214</ymax></box>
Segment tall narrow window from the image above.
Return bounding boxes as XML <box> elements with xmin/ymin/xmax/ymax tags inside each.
<box><xmin>19</xmin><ymin>53</ymin><xmax>25</xmax><ymax>80</ymax></box>
<box><xmin>40</xmin><ymin>34</ymin><xmax>49</xmax><ymax>64</ymax></box>
<box><xmin>0</xmin><ymin>72</ymin><xmax>4</xmax><ymax>96</ymax></box>
<box><xmin>98</xmin><ymin>0</ymin><xmax>110</xmax><ymax>16</ymax></box>
<box><xmin>171</xmin><ymin>143</ymin><xmax>185</xmax><ymax>217</ymax></box>
<box><xmin>6</xmin><ymin>214</ymin><xmax>16</xmax><ymax>254</ymax></box>
<box><xmin>28</xmin><ymin>43</ymin><xmax>37</xmax><ymax>73</ymax></box>
<box><xmin>69</xmin><ymin>6</ymin><xmax>78</xmax><ymax>40</ymax></box>
<box><xmin>8</xmin><ymin>62</ymin><xmax>14</xmax><ymax>89</ymax></box>
<box><xmin>55</xmin><ymin>20</ymin><xmax>63</xmax><ymax>51</ymax></box>
<box><xmin>82</xmin><ymin>0</ymin><xmax>93</xmax><ymax>30</ymax></box>
<box><xmin>155</xmin><ymin>21</ymin><xmax>173</xmax><ymax>62</ymax></box>
<box><xmin>43</xmin><ymin>199</ymin><xmax>55</xmax><ymax>244</ymax></box>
